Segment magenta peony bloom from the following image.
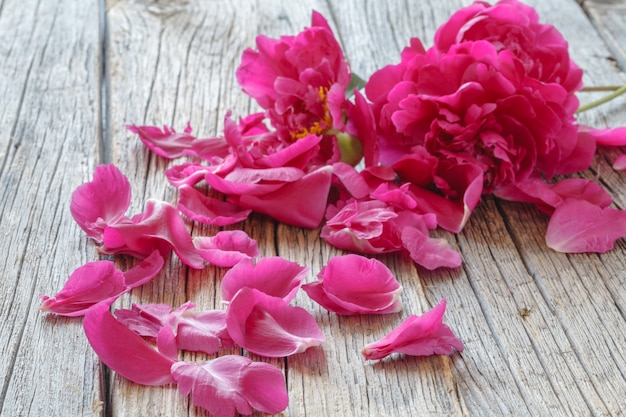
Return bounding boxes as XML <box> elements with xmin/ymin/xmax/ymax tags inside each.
<box><xmin>361</xmin><ymin>299</ymin><xmax>464</xmax><ymax>360</ymax></box>
<box><xmin>303</xmin><ymin>254</ymin><xmax>403</xmax><ymax>315</ymax></box>
<box><xmin>226</xmin><ymin>287</ymin><xmax>324</xmax><ymax>357</ymax></box>
<box><xmin>40</xmin><ymin>250</ymin><xmax>164</xmax><ymax>317</ymax></box>
<box><xmin>172</xmin><ymin>356</ymin><xmax>288</xmax><ymax>417</ymax></box>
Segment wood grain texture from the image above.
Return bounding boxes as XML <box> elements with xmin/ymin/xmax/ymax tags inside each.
<box><xmin>1</xmin><ymin>0</ymin><xmax>624</xmax><ymax>416</ymax></box>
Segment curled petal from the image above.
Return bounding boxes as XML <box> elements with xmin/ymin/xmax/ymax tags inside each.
<box><xmin>70</xmin><ymin>163</ymin><xmax>131</xmax><ymax>242</ymax></box>
<box><xmin>401</xmin><ymin>227</ymin><xmax>462</xmax><ymax>270</ymax></box>
<box><xmin>612</xmin><ymin>154</ymin><xmax>626</xmax><ymax>171</ymax></box>
<box><xmin>128</xmin><ymin>123</ymin><xmax>198</xmax><ymax>159</ymax></box>
<box><xmin>83</xmin><ymin>304</ymin><xmax>176</xmax><ymax>386</ymax></box>
<box><xmin>546</xmin><ymin>198</ymin><xmax>626</xmax><ymax>253</ymax></box>
<box><xmin>40</xmin><ymin>251</ymin><xmax>163</xmax><ymax>317</ymax></box>
<box><xmin>582</xmin><ymin>126</ymin><xmax>626</xmax><ymax>146</ymax></box>
<box><xmin>194</xmin><ymin>230</ymin><xmax>259</xmax><ymax>267</ymax></box>
<box><xmin>303</xmin><ymin>254</ymin><xmax>402</xmax><ymax>315</ymax></box>
<box><xmin>102</xmin><ymin>199</ymin><xmax>205</xmax><ymax>269</ymax></box>
<box><xmin>221</xmin><ymin>257</ymin><xmax>308</xmax><ymax>303</ymax></box>
<box><xmin>361</xmin><ymin>299</ymin><xmax>464</xmax><ymax>360</ymax></box>
<box><xmin>226</xmin><ymin>288</ymin><xmax>324</xmax><ymax>357</ymax></box>
<box><xmin>171</xmin><ymin>356</ymin><xmax>288</xmax><ymax>417</ymax></box>
<box><xmin>178</xmin><ymin>185</ymin><xmax>252</xmax><ymax>226</ymax></box>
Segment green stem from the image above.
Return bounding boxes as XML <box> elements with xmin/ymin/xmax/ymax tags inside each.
<box><xmin>576</xmin><ymin>84</ymin><xmax>626</xmax><ymax>113</ymax></box>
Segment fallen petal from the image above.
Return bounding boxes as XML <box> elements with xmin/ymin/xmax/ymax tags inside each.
<box><xmin>193</xmin><ymin>230</ymin><xmax>259</xmax><ymax>268</ymax></box>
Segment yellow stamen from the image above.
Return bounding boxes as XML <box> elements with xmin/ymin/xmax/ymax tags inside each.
<box><xmin>290</xmin><ymin>86</ymin><xmax>333</xmax><ymax>140</ymax></box>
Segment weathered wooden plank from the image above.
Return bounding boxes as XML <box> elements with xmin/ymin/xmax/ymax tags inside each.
<box><xmin>0</xmin><ymin>1</ymin><xmax>103</xmax><ymax>416</ymax></box>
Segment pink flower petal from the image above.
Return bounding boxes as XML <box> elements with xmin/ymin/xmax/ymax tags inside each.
<box><xmin>40</xmin><ymin>251</ymin><xmax>163</xmax><ymax>317</ymax></box>
<box><xmin>401</xmin><ymin>227</ymin><xmax>462</xmax><ymax>270</ymax></box>
<box><xmin>303</xmin><ymin>254</ymin><xmax>403</xmax><ymax>315</ymax></box>
<box><xmin>361</xmin><ymin>299</ymin><xmax>464</xmax><ymax>360</ymax></box>
<box><xmin>128</xmin><ymin>123</ymin><xmax>198</xmax><ymax>159</ymax></box>
<box><xmin>70</xmin><ymin>163</ymin><xmax>131</xmax><ymax>242</ymax></box>
<box><xmin>583</xmin><ymin>126</ymin><xmax>626</xmax><ymax>146</ymax></box>
<box><xmin>177</xmin><ymin>185</ymin><xmax>252</xmax><ymax>226</ymax></box>
<box><xmin>613</xmin><ymin>154</ymin><xmax>626</xmax><ymax>171</ymax></box>
<box><xmin>83</xmin><ymin>304</ymin><xmax>176</xmax><ymax>386</ymax></box>
<box><xmin>171</xmin><ymin>356</ymin><xmax>288</xmax><ymax>417</ymax></box>
<box><xmin>546</xmin><ymin>198</ymin><xmax>626</xmax><ymax>253</ymax></box>
<box><xmin>193</xmin><ymin>230</ymin><xmax>259</xmax><ymax>267</ymax></box>
<box><xmin>221</xmin><ymin>257</ymin><xmax>308</xmax><ymax>303</ymax></box>
<box><xmin>102</xmin><ymin>199</ymin><xmax>205</xmax><ymax>269</ymax></box>
<box><xmin>226</xmin><ymin>288</ymin><xmax>324</xmax><ymax>357</ymax></box>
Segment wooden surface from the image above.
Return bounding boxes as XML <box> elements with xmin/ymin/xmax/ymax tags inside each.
<box><xmin>0</xmin><ymin>0</ymin><xmax>625</xmax><ymax>416</ymax></box>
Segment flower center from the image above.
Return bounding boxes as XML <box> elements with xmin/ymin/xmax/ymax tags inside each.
<box><xmin>290</xmin><ymin>86</ymin><xmax>333</xmax><ymax>140</ymax></box>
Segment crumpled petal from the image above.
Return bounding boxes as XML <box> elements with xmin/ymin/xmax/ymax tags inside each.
<box><xmin>546</xmin><ymin>198</ymin><xmax>626</xmax><ymax>253</ymax></box>
<box><xmin>177</xmin><ymin>184</ymin><xmax>252</xmax><ymax>226</ymax></box>
<box><xmin>40</xmin><ymin>250</ymin><xmax>164</xmax><ymax>316</ymax></box>
<box><xmin>102</xmin><ymin>199</ymin><xmax>205</xmax><ymax>269</ymax></box>
<box><xmin>400</xmin><ymin>227</ymin><xmax>462</xmax><ymax>270</ymax></box>
<box><xmin>226</xmin><ymin>287</ymin><xmax>324</xmax><ymax>357</ymax></box>
<box><xmin>221</xmin><ymin>257</ymin><xmax>308</xmax><ymax>303</ymax></box>
<box><xmin>115</xmin><ymin>301</ymin><xmax>233</xmax><ymax>355</ymax></box>
<box><xmin>127</xmin><ymin>123</ymin><xmax>198</xmax><ymax>159</ymax></box>
<box><xmin>194</xmin><ymin>230</ymin><xmax>259</xmax><ymax>267</ymax></box>
<box><xmin>83</xmin><ymin>304</ymin><xmax>176</xmax><ymax>386</ymax></box>
<box><xmin>302</xmin><ymin>254</ymin><xmax>402</xmax><ymax>315</ymax></box>
<box><xmin>361</xmin><ymin>299</ymin><xmax>464</xmax><ymax>360</ymax></box>
<box><xmin>70</xmin><ymin>163</ymin><xmax>131</xmax><ymax>242</ymax></box>
<box><xmin>171</xmin><ymin>356</ymin><xmax>288</xmax><ymax>417</ymax></box>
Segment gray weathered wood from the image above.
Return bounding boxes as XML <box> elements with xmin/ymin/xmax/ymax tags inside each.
<box><xmin>1</xmin><ymin>0</ymin><xmax>624</xmax><ymax>416</ymax></box>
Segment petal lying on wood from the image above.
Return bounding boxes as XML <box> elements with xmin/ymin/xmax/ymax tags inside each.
<box><xmin>221</xmin><ymin>257</ymin><xmax>308</xmax><ymax>303</ymax></box>
<box><xmin>171</xmin><ymin>356</ymin><xmax>288</xmax><ymax>417</ymax></box>
<box><xmin>226</xmin><ymin>288</ymin><xmax>324</xmax><ymax>357</ymax></box>
<box><xmin>302</xmin><ymin>254</ymin><xmax>402</xmax><ymax>315</ymax></box>
<box><xmin>178</xmin><ymin>185</ymin><xmax>252</xmax><ymax>227</ymax></box>
<box><xmin>83</xmin><ymin>304</ymin><xmax>176</xmax><ymax>386</ymax></box>
<box><xmin>127</xmin><ymin>123</ymin><xmax>198</xmax><ymax>159</ymax></box>
<box><xmin>361</xmin><ymin>299</ymin><xmax>464</xmax><ymax>360</ymax></box>
<box><xmin>194</xmin><ymin>230</ymin><xmax>259</xmax><ymax>267</ymax></box>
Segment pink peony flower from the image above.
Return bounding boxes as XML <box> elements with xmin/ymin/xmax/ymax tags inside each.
<box><xmin>361</xmin><ymin>298</ymin><xmax>464</xmax><ymax>360</ymax></box>
<box><xmin>40</xmin><ymin>250</ymin><xmax>164</xmax><ymax>317</ymax></box>
<box><xmin>302</xmin><ymin>254</ymin><xmax>403</xmax><ymax>315</ymax></box>
<box><xmin>83</xmin><ymin>303</ymin><xmax>176</xmax><ymax>386</ymax></box>
<box><xmin>193</xmin><ymin>230</ymin><xmax>259</xmax><ymax>267</ymax></box>
<box><xmin>226</xmin><ymin>287</ymin><xmax>324</xmax><ymax>357</ymax></box>
<box><xmin>171</xmin><ymin>356</ymin><xmax>288</xmax><ymax>417</ymax></box>
<box><xmin>221</xmin><ymin>257</ymin><xmax>308</xmax><ymax>303</ymax></box>
<box><xmin>236</xmin><ymin>11</ymin><xmax>351</xmax><ymax>145</ymax></box>
<box><xmin>115</xmin><ymin>301</ymin><xmax>234</xmax><ymax>355</ymax></box>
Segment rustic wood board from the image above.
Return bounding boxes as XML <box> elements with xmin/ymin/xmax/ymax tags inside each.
<box><xmin>0</xmin><ymin>0</ymin><xmax>624</xmax><ymax>416</ymax></box>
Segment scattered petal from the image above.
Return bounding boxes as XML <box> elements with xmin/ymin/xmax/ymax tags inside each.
<box><xmin>194</xmin><ymin>230</ymin><xmax>259</xmax><ymax>267</ymax></box>
<box><xmin>178</xmin><ymin>184</ymin><xmax>252</xmax><ymax>226</ymax></box>
<box><xmin>303</xmin><ymin>254</ymin><xmax>402</xmax><ymax>315</ymax></box>
<box><xmin>128</xmin><ymin>123</ymin><xmax>198</xmax><ymax>159</ymax></box>
<box><xmin>361</xmin><ymin>299</ymin><xmax>464</xmax><ymax>360</ymax></box>
<box><xmin>401</xmin><ymin>227</ymin><xmax>462</xmax><ymax>270</ymax></box>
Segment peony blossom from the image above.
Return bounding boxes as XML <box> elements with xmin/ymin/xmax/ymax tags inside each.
<box><xmin>70</xmin><ymin>163</ymin><xmax>131</xmax><ymax>242</ymax></box>
<box><xmin>361</xmin><ymin>299</ymin><xmax>464</xmax><ymax>360</ymax></box>
<box><xmin>226</xmin><ymin>287</ymin><xmax>324</xmax><ymax>357</ymax></box>
<box><xmin>303</xmin><ymin>254</ymin><xmax>403</xmax><ymax>315</ymax></box>
<box><xmin>193</xmin><ymin>230</ymin><xmax>259</xmax><ymax>267</ymax></box>
<box><xmin>221</xmin><ymin>257</ymin><xmax>308</xmax><ymax>303</ymax></box>
<box><xmin>40</xmin><ymin>250</ymin><xmax>164</xmax><ymax>317</ymax></box>
<box><xmin>115</xmin><ymin>302</ymin><xmax>234</xmax><ymax>355</ymax></box>
<box><xmin>83</xmin><ymin>303</ymin><xmax>177</xmax><ymax>386</ymax></box>
<box><xmin>172</xmin><ymin>356</ymin><xmax>288</xmax><ymax>417</ymax></box>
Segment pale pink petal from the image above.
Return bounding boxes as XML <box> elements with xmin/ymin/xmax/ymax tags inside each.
<box><xmin>613</xmin><ymin>154</ymin><xmax>626</xmax><ymax>171</ymax></box>
<box><xmin>302</xmin><ymin>254</ymin><xmax>402</xmax><ymax>315</ymax></box>
<box><xmin>221</xmin><ymin>257</ymin><xmax>308</xmax><ymax>303</ymax></box>
<box><xmin>226</xmin><ymin>288</ymin><xmax>324</xmax><ymax>357</ymax></box>
<box><xmin>128</xmin><ymin>123</ymin><xmax>198</xmax><ymax>159</ymax></box>
<box><xmin>177</xmin><ymin>185</ymin><xmax>252</xmax><ymax>226</ymax></box>
<box><xmin>401</xmin><ymin>227</ymin><xmax>462</xmax><ymax>270</ymax></box>
<box><xmin>102</xmin><ymin>199</ymin><xmax>205</xmax><ymax>269</ymax></box>
<box><xmin>546</xmin><ymin>198</ymin><xmax>626</xmax><ymax>253</ymax></box>
<box><xmin>70</xmin><ymin>163</ymin><xmax>131</xmax><ymax>242</ymax></box>
<box><xmin>361</xmin><ymin>299</ymin><xmax>464</xmax><ymax>360</ymax></box>
<box><xmin>83</xmin><ymin>304</ymin><xmax>176</xmax><ymax>386</ymax></box>
<box><xmin>193</xmin><ymin>230</ymin><xmax>259</xmax><ymax>267</ymax></box>
<box><xmin>233</xmin><ymin>165</ymin><xmax>333</xmax><ymax>228</ymax></box>
<box><xmin>171</xmin><ymin>356</ymin><xmax>288</xmax><ymax>417</ymax></box>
